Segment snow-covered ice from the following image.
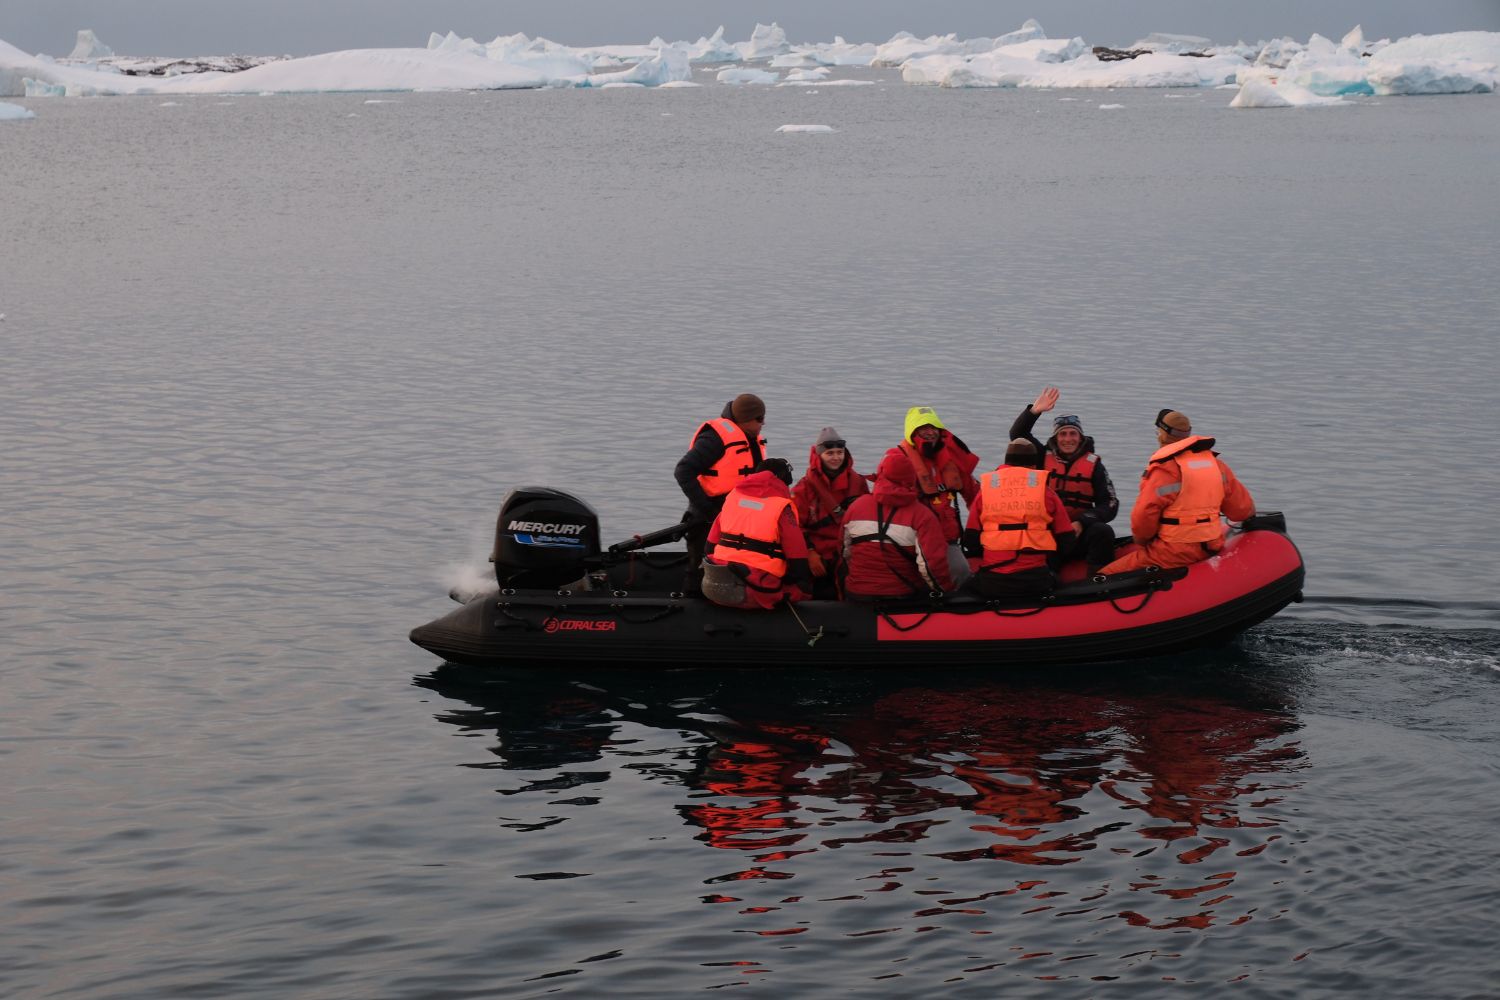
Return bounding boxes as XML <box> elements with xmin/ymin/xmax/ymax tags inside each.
<box><xmin>1</xmin><ymin>24</ymin><xmax>1496</xmax><ymax>104</ymax></box>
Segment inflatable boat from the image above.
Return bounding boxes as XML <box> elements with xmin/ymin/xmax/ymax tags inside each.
<box><xmin>409</xmin><ymin>486</ymin><xmax>1305</xmax><ymax>668</ymax></box>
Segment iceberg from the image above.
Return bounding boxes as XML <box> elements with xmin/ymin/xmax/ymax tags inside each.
<box><xmin>683</xmin><ymin>27</ymin><xmax>738</xmax><ymax>63</ymax></box>
<box><xmin>775</xmin><ymin>123</ymin><xmax>836</xmax><ymax>133</ymax></box>
<box><xmin>1229</xmin><ymin>78</ymin><xmax>1349</xmax><ymax>108</ymax></box>
<box><xmin>738</xmin><ymin>23</ymin><xmax>790</xmax><ymax>61</ymax></box>
<box><xmin>23</xmin><ymin>78</ymin><xmax>66</xmax><ymax>97</ymax></box>
<box><xmin>68</xmin><ymin>29</ymin><xmax>114</xmax><ymax>60</ymax></box>
<box><xmin>586</xmin><ymin>46</ymin><xmax>690</xmax><ymax>87</ymax></box>
<box><xmin>1127</xmin><ymin>33</ymin><xmax>1213</xmax><ymax>54</ymax></box>
<box><xmin>993</xmin><ymin>37</ymin><xmax>1090</xmax><ymax>64</ymax></box>
<box><xmin>907</xmin><ymin>48</ymin><xmax>1244</xmax><ymax>89</ymax></box>
<box><xmin>801</xmin><ymin>37</ymin><xmax>879</xmax><ymax>67</ymax></box>
<box><xmin>1365</xmin><ymin>31</ymin><xmax>1499</xmax><ymax>94</ymax></box>
<box><xmin>1</xmin><ymin>99</ymin><xmax>35</xmax><ymax>120</ymax></box>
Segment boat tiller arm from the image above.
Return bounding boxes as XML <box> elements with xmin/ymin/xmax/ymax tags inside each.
<box><xmin>609</xmin><ymin>516</ymin><xmax>703</xmax><ymax>554</ymax></box>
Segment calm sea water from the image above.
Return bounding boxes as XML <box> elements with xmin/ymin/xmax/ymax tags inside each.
<box><xmin>3</xmin><ymin>71</ymin><xmax>1499</xmax><ymax>997</ymax></box>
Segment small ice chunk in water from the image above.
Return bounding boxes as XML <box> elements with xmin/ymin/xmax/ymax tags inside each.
<box><xmin>0</xmin><ymin>101</ymin><xmax>36</xmax><ymax>120</ymax></box>
<box><xmin>776</xmin><ymin>123</ymin><xmax>836</xmax><ymax>133</ymax></box>
<box><xmin>1099</xmin><ymin>103</ymin><xmax>1125</xmax><ymax>109</ymax></box>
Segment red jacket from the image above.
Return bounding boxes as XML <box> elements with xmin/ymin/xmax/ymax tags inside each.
<box><xmin>896</xmin><ymin>430</ymin><xmax>980</xmax><ymax>543</ymax></box>
<box><xmin>791</xmin><ymin>447</ymin><xmax>870</xmax><ymax>563</ymax></box>
<box><xmin>840</xmin><ymin>450</ymin><xmax>956</xmax><ymax>598</ymax></box>
<box><xmin>707</xmin><ymin>471</ymin><xmax>812</xmax><ymax>609</ymax></box>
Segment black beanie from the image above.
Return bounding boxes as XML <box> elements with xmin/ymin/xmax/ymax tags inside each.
<box><xmin>755</xmin><ymin>457</ymin><xmax>794</xmax><ymax>486</ymax></box>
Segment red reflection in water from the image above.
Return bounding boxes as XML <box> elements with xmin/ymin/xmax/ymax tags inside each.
<box><xmin>673</xmin><ymin>684</ymin><xmax>1302</xmax><ymax>932</ymax></box>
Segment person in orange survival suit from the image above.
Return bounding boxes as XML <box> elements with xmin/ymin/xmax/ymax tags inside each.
<box><xmin>1097</xmin><ymin>409</ymin><xmax>1256</xmax><ymax>576</ymax></box>
<box><xmin>962</xmin><ymin>439</ymin><xmax>1076</xmax><ymax>600</ymax></box>
<box><xmin>791</xmin><ymin>426</ymin><xmax>870</xmax><ymax>599</ymax></box>
<box><xmin>897</xmin><ymin>405</ymin><xmax>979</xmax><ymax>585</ymax></box>
<box><xmin>675</xmin><ymin>393</ymin><xmax>768</xmax><ymax>591</ymax></box>
<box><xmin>702</xmin><ymin>458</ymin><xmax>814</xmax><ymax>610</ymax></box>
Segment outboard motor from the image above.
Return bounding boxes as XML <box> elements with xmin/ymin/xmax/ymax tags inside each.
<box><xmin>492</xmin><ymin>487</ymin><xmax>601</xmax><ymax>588</ymax></box>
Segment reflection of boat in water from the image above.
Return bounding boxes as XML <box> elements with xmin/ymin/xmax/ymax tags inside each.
<box><xmin>410</xmin><ymin>487</ymin><xmax>1305</xmax><ymax>668</ymax></box>
<box><xmin>417</xmin><ymin>660</ymin><xmax>1307</xmax><ymax>899</ymax></box>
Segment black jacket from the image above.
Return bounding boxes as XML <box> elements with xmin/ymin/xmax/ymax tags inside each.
<box><xmin>1008</xmin><ymin>405</ymin><xmax>1118</xmax><ymax>528</ymax></box>
<box><xmin>674</xmin><ymin>401</ymin><xmax>766</xmax><ymax>519</ymax></box>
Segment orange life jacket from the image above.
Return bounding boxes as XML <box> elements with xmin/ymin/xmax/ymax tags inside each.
<box><xmin>979</xmin><ymin>467</ymin><xmax>1057</xmax><ymax>553</ymax></box>
<box><xmin>1045</xmin><ymin>451</ymin><xmax>1097</xmax><ymax>515</ymax></box>
<box><xmin>694</xmin><ymin>419</ymin><xmax>767</xmax><ymax>498</ymax></box>
<box><xmin>1149</xmin><ymin>439</ymin><xmax>1226</xmax><ymax>544</ymax></box>
<box><xmin>713</xmin><ymin>490</ymin><xmax>798</xmax><ymax>577</ymax></box>
<box><xmin>898</xmin><ymin>439</ymin><xmax>967</xmax><ymax>513</ymax></box>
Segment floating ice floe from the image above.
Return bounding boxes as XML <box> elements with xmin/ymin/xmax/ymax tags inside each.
<box><xmin>717</xmin><ymin>67</ymin><xmax>779</xmax><ymax>85</ymax></box>
<box><xmin>1098</xmin><ymin>103</ymin><xmax>1125</xmax><ymax>109</ymax></box>
<box><xmin>0</xmin><ymin>99</ymin><xmax>35</xmax><ymax>119</ymax></box>
<box><xmin>776</xmin><ymin>123</ymin><xmax>836</xmax><ymax>133</ymax></box>
<box><xmin>1229</xmin><ymin>78</ymin><xmax>1350</xmax><ymax>108</ymax></box>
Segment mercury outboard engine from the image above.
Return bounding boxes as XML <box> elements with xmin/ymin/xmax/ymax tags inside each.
<box><xmin>492</xmin><ymin>487</ymin><xmax>601</xmax><ymax>588</ymax></box>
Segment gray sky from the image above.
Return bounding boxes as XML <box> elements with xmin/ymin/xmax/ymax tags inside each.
<box><xmin>3</xmin><ymin>0</ymin><xmax>1497</xmax><ymax>57</ymax></box>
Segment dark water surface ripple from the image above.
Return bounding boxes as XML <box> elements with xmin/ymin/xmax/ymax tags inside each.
<box><xmin>2</xmin><ymin>78</ymin><xmax>1498</xmax><ymax>996</ymax></box>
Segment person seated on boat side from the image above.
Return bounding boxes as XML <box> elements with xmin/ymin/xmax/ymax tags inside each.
<box><xmin>702</xmin><ymin>458</ymin><xmax>814</xmax><ymax>611</ymax></box>
<box><xmin>839</xmin><ymin>448</ymin><xmax>955</xmax><ymax>601</ymax></box>
<box><xmin>1009</xmin><ymin>385</ymin><xmax>1120</xmax><ymax>573</ymax></box>
<box><xmin>675</xmin><ymin>393</ymin><xmax>767</xmax><ymax>590</ymax></box>
<box><xmin>1096</xmin><ymin>410</ymin><xmax>1256</xmax><ymax>576</ymax></box>
<box><xmin>792</xmin><ymin>426</ymin><xmax>871</xmax><ymax>600</ymax></box>
<box><xmin>962</xmin><ymin>439</ymin><xmax>1076</xmax><ymax>600</ymax></box>
<box><xmin>896</xmin><ymin>405</ymin><xmax>980</xmax><ymax>584</ymax></box>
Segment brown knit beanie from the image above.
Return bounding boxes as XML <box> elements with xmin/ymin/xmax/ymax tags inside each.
<box><xmin>1004</xmin><ymin>438</ymin><xmax>1040</xmax><ymax>467</ymax></box>
<box><xmin>730</xmin><ymin>393</ymin><xmax>765</xmax><ymax>423</ymax></box>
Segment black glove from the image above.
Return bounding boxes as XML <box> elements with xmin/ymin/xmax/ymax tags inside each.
<box><xmin>961</xmin><ymin>527</ymin><xmax>982</xmax><ymax>559</ymax></box>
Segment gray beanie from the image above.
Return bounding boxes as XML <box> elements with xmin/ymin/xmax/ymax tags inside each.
<box><xmin>814</xmin><ymin>427</ymin><xmax>846</xmax><ymax>453</ymax></box>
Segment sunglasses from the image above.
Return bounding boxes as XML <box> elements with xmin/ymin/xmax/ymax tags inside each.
<box><xmin>821</xmin><ymin>441</ymin><xmax>847</xmax><ymax>451</ymax></box>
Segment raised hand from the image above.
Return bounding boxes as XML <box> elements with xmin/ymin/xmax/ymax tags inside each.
<box><xmin>1031</xmin><ymin>385</ymin><xmax>1060</xmax><ymax>414</ymax></box>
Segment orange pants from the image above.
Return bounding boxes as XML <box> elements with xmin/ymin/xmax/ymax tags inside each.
<box><xmin>1097</xmin><ymin>539</ymin><xmax>1221</xmax><ymax>575</ymax></box>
